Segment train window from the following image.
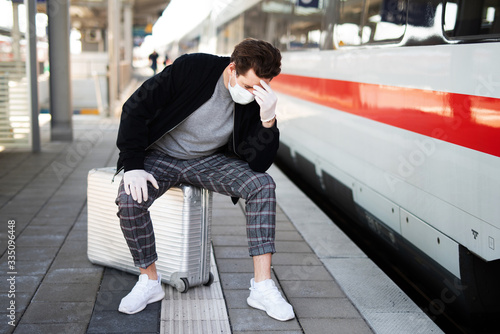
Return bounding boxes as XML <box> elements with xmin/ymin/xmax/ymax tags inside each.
<box><xmin>335</xmin><ymin>0</ymin><xmax>407</xmax><ymax>47</ymax></box>
<box><xmin>443</xmin><ymin>0</ymin><xmax>500</xmax><ymax>39</ymax></box>
<box><xmin>336</xmin><ymin>0</ymin><xmax>363</xmax><ymax>46</ymax></box>
<box><xmin>363</xmin><ymin>0</ymin><xmax>407</xmax><ymax>43</ymax></box>
<box><xmin>286</xmin><ymin>0</ymin><xmax>325</xmax><ymax>50</ymax></box>
<box><xmin>240</xmin><ymin>1</ymin><xmax>294</xmax><ymax>52</ymax></box>
<box><xmin>235</xmin><ymin>0</ymin><xmax>326</xmax><ymax>52</ymax></box>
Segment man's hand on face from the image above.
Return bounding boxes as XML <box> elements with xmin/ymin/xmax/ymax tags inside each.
<box><xmin>123</xmin><ymin>169</ymin><xmax>159</xmax><ymax>203</ymax></box>
<box><xmin>253</xmin><ymin>80</ymin><xmax>277</xmax><ymax>123</ymax></box>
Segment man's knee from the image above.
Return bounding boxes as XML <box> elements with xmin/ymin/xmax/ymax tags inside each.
<box><xmin>243</xmin><ymin>173</ymin><xmax>276</xmax><ymax>200</ymax></box>
<box><xmin>115</xmin><ymin>188</ymin><xmax>149</xmax><ymax>218</ymax></box>
<box><xmin>254</xmin><ymin>173</ymin><xmax>276</xmax><ymax>192</ymax></box>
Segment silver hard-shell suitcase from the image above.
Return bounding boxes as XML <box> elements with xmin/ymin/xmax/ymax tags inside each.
<box><xmin>87</xmin><ymin>167</ymin><xmax>213</xmax><ymax>292</ymax></box>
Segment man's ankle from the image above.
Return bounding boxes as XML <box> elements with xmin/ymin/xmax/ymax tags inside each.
<box><xmin>140</xmin><ymin>264</ymin><xmax>158</xmax><ymax>280</ymax></box>
<box><xmin>146</xmin><ymin>273</ymin><xmax>158</xmax><ymax>280</ymax></box>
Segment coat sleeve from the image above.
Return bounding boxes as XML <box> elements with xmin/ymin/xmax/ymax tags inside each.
<box><xmin>246</xmin><ymin>122</ymin><xmax>280</xmax><ymax>173</ymax></box>
<box><xmin>116</xmin><ymin>58</ymin><xmax>183</xmax><ymax>172</ymax></box>
<box><xmin>235</xmin><ymin>105</ymin><xmax>280</xmax><ymax>173</ymax></box>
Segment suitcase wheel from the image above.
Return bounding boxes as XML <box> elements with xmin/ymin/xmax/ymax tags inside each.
<box><xmin>175</xmin><ymin>277</ymin><xmax>190</xmax><ymax>293</ymax></box>
<box><xmin>203</xmin><ymin>272</ymin><xmax>214</xmax><ymax>286</ymax></box>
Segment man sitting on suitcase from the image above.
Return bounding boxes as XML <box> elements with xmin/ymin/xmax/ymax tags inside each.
<box><xmin>115</xmin><ymin>38</ymin><xmax>294</xmax><ymax>321</ymax></box>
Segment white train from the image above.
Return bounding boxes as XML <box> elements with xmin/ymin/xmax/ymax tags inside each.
<box><xmin>160</xmin><ymin>0</ymin><xmax>500</xmax><ymax>319</ymax></box>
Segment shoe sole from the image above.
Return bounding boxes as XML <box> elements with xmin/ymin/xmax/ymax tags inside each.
<box><xmin>247</xmin><ymin>297</ymin><xmax>295</xmax><ymax>321</ymax></box>
<box><xmin>118</xmin><ymin>290</ymin><xmax>165</xmax><ymax>315</ymax></box>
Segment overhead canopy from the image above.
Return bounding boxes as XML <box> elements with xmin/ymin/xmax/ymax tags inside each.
<box><xmin>36</xmin><ymin>0</ymin><xmax>171</xmax><ymax>31</ymax></box>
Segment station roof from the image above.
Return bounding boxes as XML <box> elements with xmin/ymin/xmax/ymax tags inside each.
<box><xmin>37</xmin><ymin>0</ymin><xmax>171</xmax><ymax>30</ymax></box>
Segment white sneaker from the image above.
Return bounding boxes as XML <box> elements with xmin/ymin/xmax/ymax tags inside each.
<box><xmin>247</xmin><ymin>278</ymin><xmax>295</xmax><ymax>321</ymax></box>
<box><xmin>118</xmin><ymin>273</ymin><xmax>165</xmax><ymax>314</ymax></box>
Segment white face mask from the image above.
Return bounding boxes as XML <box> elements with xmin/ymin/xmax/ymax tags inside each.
<box><xmin>228</xmin><ymin>70</ymin><xmax>255</xmax><ymax>105</ymax></box>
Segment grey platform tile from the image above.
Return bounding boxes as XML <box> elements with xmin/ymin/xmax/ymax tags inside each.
<box><xmin>0</xmin><ymin>260</ymin><xmax>52</xmax><ymax>276</ymax></box>
<box><xmin>93</xmin><ymin>289</ymin><xmax>131</xmax><ymax>312</ymax></box>
<box><xmin>48</xmin><ymin>194</ymin><xmax>86</xmax><ymax>206</ymax></box>
<box><xmin>99</xmin><ymin>268</ymin><xmax>138</xmax><ymax>292</ymax></box>
<box><xmin>45</xmin><ymin>267</ymin><xmax>103</xmax><ymax>285</ymax></box>
<box><xmin>0</xmin><ymin>179</ymin><xmax>26</xmax><ymax>189</ymax></box>
<box><xmin>233</xmin><ymin>331</ymin><xmax>302</xmax><ymax>334</ymax></box>
<box><xmin>15</xmin><ymin>234</ymin><xmax>66</xmax><ymax>248</ymax></box>
<box><xmin>0</xmin><ymin>292</ymin><xmax>32</xmax><ymax>314</ymax></box>
<box><xmin>216</xmin><ymin>258</ymin><xmax>254</xmax><ymax>273</ymax></box>
<box><xmin>15</xmin><ymin>192</ymin><xmax>52</xmax><ymax>203</ymax></box>
<box><xmin>274</xmin><ymin>230</ymin><xmax>303</xmax><ymax>241</ymax></box>
<box><xmin>274</xmin><ymin>240</ymin><xmax>313</xmax><ymax>253</ymax></box>
<box><xmin>366</xmin><ymin>312</ymin><xmax>444</xmax><ymax>334</ymax></box>
<box><xmin>322</xmin><ymin>258</ymin><xmax>444</xmax><ymax>334</ymax></box>
<box><xmin>29</xmin><ymin>216</ymin><xmax>76</xmax><ymax>226</ymax></box>
<box><xmin>0</xmin><ymin>319</ymin><xmax>15</xmax><ymax>334</ymax></box>
<box><xmin>29</xmin><ymin>175</ymin><xmax>63</xmax><ymax>186</ymax></box>
<box><xmin>275</xmin><ymin>221</ymin><xmax>298</xmax><ymax>231</ymax></box>
<box><xmin>0</xmin><ymin>275</ymin><xmax>43</xmax><ymax>294</ymax></box>
<box><xmin>214</xmin><ymin>246</ymin><xmax>250</xmax><ymax>259</ymax></box>
<box><xmin>71</xmin><ymin>219</ymin><xmax>88</xmax><ymax>233</ymax></box>
<box><xmin>211</xmin><ymin>225</ymin><xmax>246</xmax><ymax>236</ymax></box>
<box><xmin>228</xmin><ymin>308</ymin><xmax>301</xmax><ymax>332</ymax></box>
<box><xmin>64</xmin><ymin>228</ymin><xmax>87</xmax><ymax>241</ymax></box>
<box><xmin>32</xmin><ymin>283</ymin><xmax>99</xmax><ymax>302</ymax></box>
<box><xmin>322</xmin><ymin>258</ymin><xmax>417</xmax><ymax>313</ymax></box>
<box><xmin>280</xmin><ymin>280</ymin><xmax>345</xmax><ymax>299</ymax></box>
<box><xmin>1</xmin><ymin>221</ymin><xmax>30</xmax><ymax>236</ymax></box>
<box><xmin>1</xmin><ymin>169</ymin><xmax>37</xmax><ymax>178</ymax></box>
<box><xmin>87</xmin><ymin>309</ymin><xmax>160</xmax><ymax>333</ymax></box>
<box><xmin>36</xmin><ymin>207</ymin><xmax>82</xmax><ymax>219</ymax></box>
<box><xmin>73</xmin><ymin>213</ymin><xmax>88</xmax><ymax>229</ymax></box>
<box><xmin>219</xmin><ymin>273</ymin><xmax>253</xmax><ymax>290</ymax></box>
<box><xmin>0</xmin><ymin>213</ymin><xmax>34</xmax><ymax>223</ymax></box>
<box><xmin>212</xmin><ymin>205</ymin><xmax>244</xmax><ymax>214</ymax></box>
<box><xmin>50</xmin><ymin>256</ymin><xmax>97</xmax><ymax>271</ymax></box>
<box><xmin>290</xmin><ymin>297</ymin><xmax>362</xmax><ymax>319</ymax></box>
<box><xmin>271</xmin><ymin>253</ymin><xmax>322</xmax><ymax>266</ymax></box>
<box><xmin>300</xmin><ymin>318</ymin><xmax>373</xmax><ymax>334</ymax></box>
<box><xmin>0</xmin><ymin>151</ymin><xmax>29</xmax><ymax>164</ymax></box>
<box><xmin>272</xmin><ymin>204</ymin><xmax>331</xmax><ymax>225</ymax></box>
<box><xmin>293</xmin><ymin>222</ymin><xmax>367</xmax><ymax>259</ymax></box>
<box><xmin>212</xmin><ymin>203</ymin><xmax>243</xmax><ymax>212</ymax></box>
<box><xmin>212</xmin><ymin>235</ymin><xmax>248</xmax><ymax>247</ymax></box>
<box><xmin>12</xmin><ymin>322</ymin><xmax>88</xmax><ymax>334</ymax></box>
<box><xmin>18</xmin><ymin>224</ymin><xmax>72</xmax><ymax>237</ymax></box>
<box><xmin>273</xmin><ymin>264</ymin><xmax>334</xmax><ymax>282</ymax></box>
<box><xmin>0</xmin><ymin>194</ymin><xmax>14</xmax><ymax>206</ymax></box>
<box><xmin>41</xmin><ymin>189</ymin><xmax>85</xmax><ymax>202</ymax></box>
<box><xmin>222</xmin><ymin>289</ymin><xmax>251</xmax><ymax>309</ymax></box>
<box><xmin>0</xmin><ymin>204</ymin><xmax>43</xmax><ymax>216</ymax></box>
<box><xmin>49</xmin><ymin>241</ymin><xmax>96</xmax><ymax>270</ymax></box>
<box><xmin>212</xmin><ymin>215</ymin><xmax>246</xmax><ymax>226</ymax></box>
<box><xmin>95</xmin><ymin>289</ymin><xmax>161</xmax><ymax>313</ymax></box>
<box><xmin>20</xmin><ymin>301</ymin><xmax>94</xmax><ymax>324</ymax></box>
<box><xmin>7</xmin><ymin>246</ymin><xmax>59</xmax><ymax>262</ymax></box>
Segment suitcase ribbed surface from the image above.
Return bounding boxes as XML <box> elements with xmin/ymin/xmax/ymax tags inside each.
<box><xmin>87</xmin><ymin>167</ymin><xmax>212</xmax><ymax>290</ymax></box>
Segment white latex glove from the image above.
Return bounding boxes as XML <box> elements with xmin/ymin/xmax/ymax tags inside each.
<box><xmin>253</xmin><ymin>80</ymin><xmax>277</xmax><ymax>122</ymax></box>
<box><xmin>123</xmin><ymin>169</ymin><xmax>159</xmax><ymax>204</ymax></box>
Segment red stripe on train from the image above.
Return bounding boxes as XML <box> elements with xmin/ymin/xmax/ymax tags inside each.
<box><xmin>272</xmin><ymin>74</ymin><xmax>500</xmax><ymax>158</ymax></box>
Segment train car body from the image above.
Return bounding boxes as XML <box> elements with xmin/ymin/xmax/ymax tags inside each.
<box><xmin>273</xmin><ymin>41</ymin><xmax>500</xmax><ymax>319</ymax></box>
<box><xmin>160</xmin><ymin>0</ymin><xmax>500</xmax><ymax>320</ymax></box>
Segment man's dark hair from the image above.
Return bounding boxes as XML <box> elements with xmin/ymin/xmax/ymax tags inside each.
<box><xmin>230</xmin><ymin>38</ymin><xmax>281</xmax><ymax>79</ymax></box>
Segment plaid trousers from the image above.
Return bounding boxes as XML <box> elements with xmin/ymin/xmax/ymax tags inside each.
<box><xmin>116</xmin><ymin>150</ymin><xmax>276</xmax><ymax>268</ymax></box>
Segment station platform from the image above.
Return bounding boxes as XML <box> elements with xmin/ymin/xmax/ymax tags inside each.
<box><xmin>0</xmin><ymin>109</ymin><xmax>443</xmax><ymax>333</ymax></box>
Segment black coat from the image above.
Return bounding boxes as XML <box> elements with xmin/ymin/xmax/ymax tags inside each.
<box><xmin>116</xmin><ymin>53</ymin><xmax>279</xmax><ymax>174</ymax></box>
